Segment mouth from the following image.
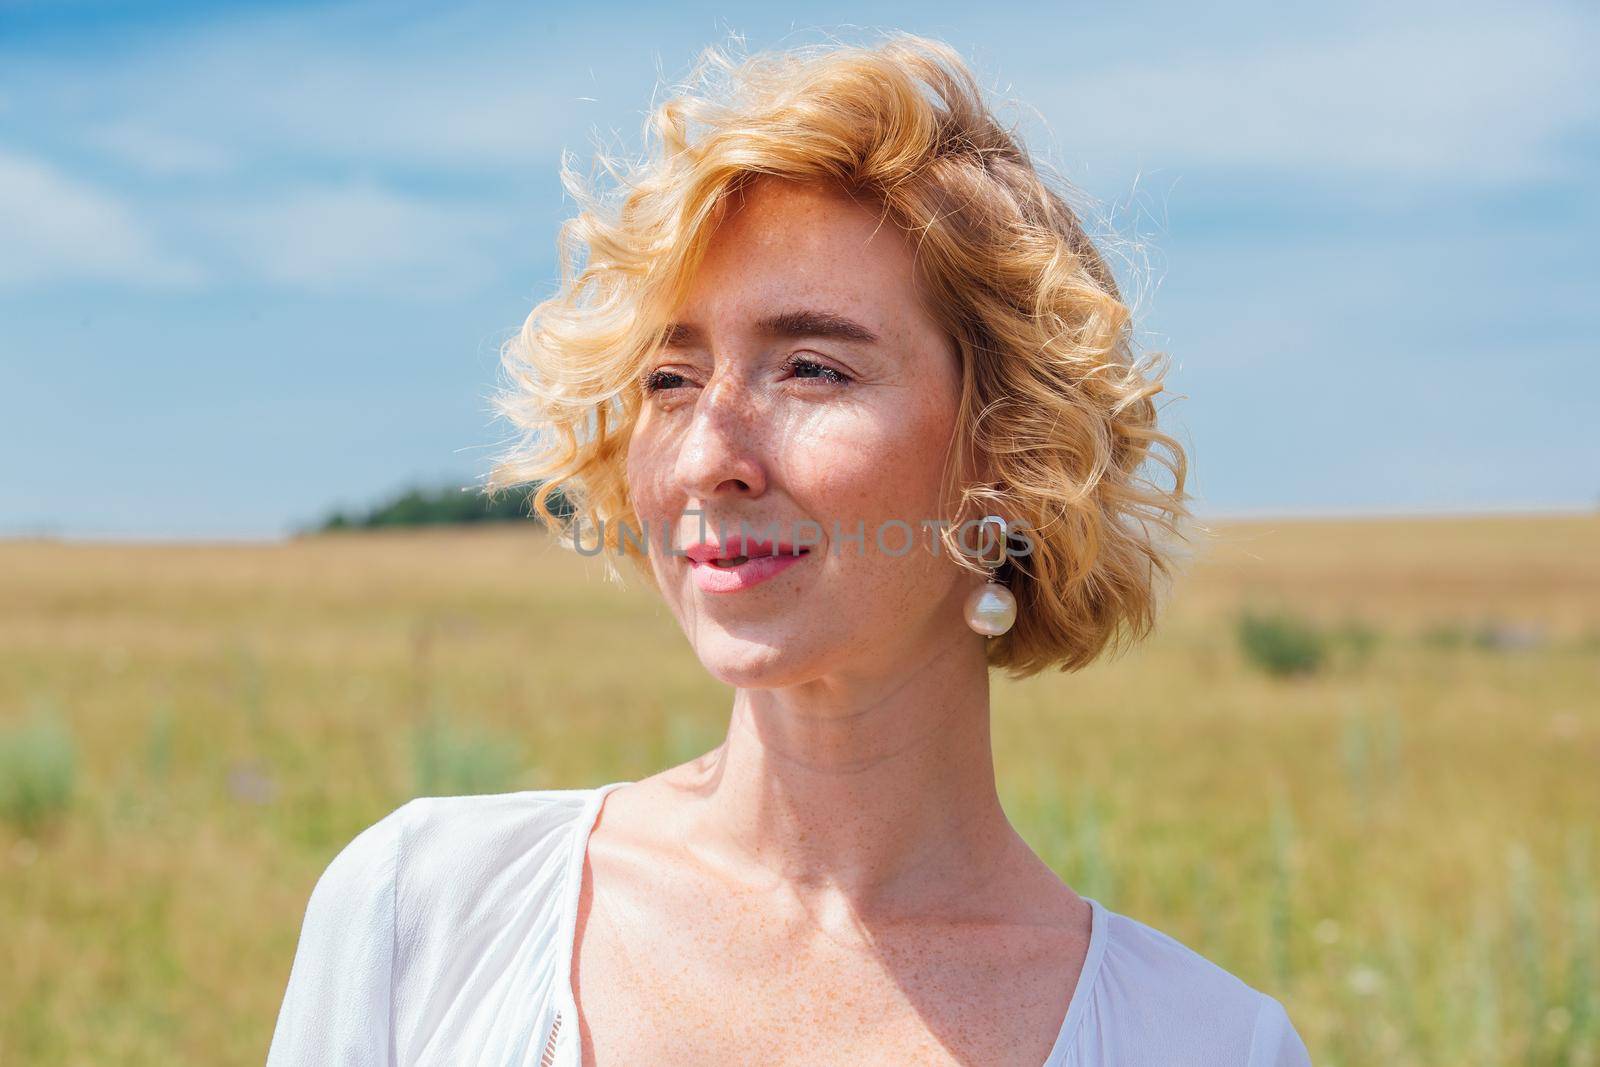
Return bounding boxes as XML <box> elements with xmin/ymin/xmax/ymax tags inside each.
<box><xmin>683</xmin><ymin>537</ymin><xmax>809</xmax><ymax>565</ymax></box>
<box><xmin>704</xmin><ymin>548</ymin><xmax>808</xmax><ymax>568</ymax></box>
<box><xmin>682</xmin><ymin>537</ymin><xmax>813</xmax><ymax>593</ymax></box>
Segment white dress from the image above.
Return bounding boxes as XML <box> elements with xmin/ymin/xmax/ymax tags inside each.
<box><xmin>266</xmin><ymin>782</ymin><xmax>1313</xmax><ymax>1066</ymax></box>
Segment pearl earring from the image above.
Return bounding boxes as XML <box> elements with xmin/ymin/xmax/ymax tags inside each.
<box><xmin>964</xmin><ymin>514</ymin><xmax>1017</xmax><ymax>637</ymax></box>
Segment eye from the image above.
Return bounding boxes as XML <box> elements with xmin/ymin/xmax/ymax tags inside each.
<box><xmin>784</xmin><ymin>354</ymin><xmax>851</xmax><ymax>385</ymax></box>
<box><xmin>641</xmin><ymin>368</ymin><xmax>691</xmax><ymax>394</ymax></box>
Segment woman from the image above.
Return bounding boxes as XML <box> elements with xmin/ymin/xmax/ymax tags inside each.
<box><xmin>268</xmin><ymin>33</ymin><xmax>1312</xmax><ymax>1067</ymax></box>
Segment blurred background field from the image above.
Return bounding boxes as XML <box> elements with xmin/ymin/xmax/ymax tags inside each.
<box><xmin>1</xmin><ymin>512</ymin><xmax>1596</xmax><ymax>1066</ymax></box>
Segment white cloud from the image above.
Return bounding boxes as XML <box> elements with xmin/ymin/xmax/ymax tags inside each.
<box><xmin>89</xmin><ymin>121</ymin><xmax>234</xmax><ymax>177</ymax></box>
<box><xmin>0</xmin><ymin>147</ymin><xmax>525</xmax><ymax>297</ymax></box>
<box><xmin>1023</xmin><ymin>5</ymin><xmax>1597</xmax><ymax>188</ymax></box>
<box><xmin>38</xmin><ymin>3</ymin><xmax>613</xmax><ymax>177</ymax></box>
<box><xmin>3</xmin><ymin>0</ymin><xmax>1594</xmax><ymax>301</ymax></box>
<box><xmin>8</xmin><ymin>1</ymin><xmax>1597</xmax><ymax>193</ymax></box>
<box><xmin>193</xmin><ymin>181</ymin><xmax>511</xmax><ymax>298</ymax></box>
<box><xmin>0</xmin><ymin>147</ymin><xmax>205</xmax><ymax>289</ymax></box>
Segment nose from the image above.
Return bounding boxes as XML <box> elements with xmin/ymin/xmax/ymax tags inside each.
<box><xmin>673</xmin><ymin>370</ymin><xmax>768</xmax><ymax>501</ymax></box>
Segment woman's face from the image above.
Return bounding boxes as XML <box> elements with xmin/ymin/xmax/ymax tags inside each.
<box><xmin>625</xmin><ymin>177</ymin><xmax>981</xmax><ymax>689</ymax></box>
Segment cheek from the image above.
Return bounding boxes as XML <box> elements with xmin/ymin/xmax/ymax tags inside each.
<box><xmin>784</xmin><ymin>396</ymin><xmax>956</xmax><ymax>523</ymax></box>
<box><xmin>624</xmin><ymin>425</ymin><xmax>675</xmax><ymax>522</ymax></box>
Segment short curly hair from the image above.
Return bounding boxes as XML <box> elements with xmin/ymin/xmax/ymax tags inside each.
<box><xmin>490</xmin><ymin>31</ymin><xmax>1195</xmax><ymax>679</ymax></box>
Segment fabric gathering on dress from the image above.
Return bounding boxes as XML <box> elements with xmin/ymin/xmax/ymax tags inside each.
<box><xmin>266</xmin><ymin>783</ymin><xmax>1314</xmax><ymax>1066</ymax></box>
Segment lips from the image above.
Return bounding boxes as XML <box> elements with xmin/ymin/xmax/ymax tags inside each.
<box><xmin>682</xmin><ymin>535</ymin><xmax>811</xmax><ymax>593</ymax></box>
<box><xmin>683</xmin><ymin>536</ymin><xmax>804</xmax><ymax>565</ymax></box>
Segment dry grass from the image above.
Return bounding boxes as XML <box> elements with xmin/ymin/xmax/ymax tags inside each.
<box><xmin>1</xmin><ymin>513</ymin><xmax>1597</xmax><ymax>1065</ymax></box>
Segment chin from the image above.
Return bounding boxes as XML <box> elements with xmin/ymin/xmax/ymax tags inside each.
<box><xmin>689</xmin><ymin>628</ymin><xmax>829</xmax><ymax>689</ymax></box>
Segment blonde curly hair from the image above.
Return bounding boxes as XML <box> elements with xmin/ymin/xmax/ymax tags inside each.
<box><xmin>489</xmin><ymin>31</ymin><xmax>1195</xmax><ymax>679</ymax></box>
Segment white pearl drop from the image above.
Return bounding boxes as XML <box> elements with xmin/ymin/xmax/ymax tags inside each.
<box><xmin>965</xmin><ymin>581</ymin><xmax>1017</xmax><ymax>637</ymax></box>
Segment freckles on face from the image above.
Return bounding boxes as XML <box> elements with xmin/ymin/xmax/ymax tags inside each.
<box><xmin>622</xmin><ymin>177</ymin><xmax>966</xmax><ymax>677</ymax></box>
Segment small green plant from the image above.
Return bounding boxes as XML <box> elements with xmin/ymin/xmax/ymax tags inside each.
<box><xmin>1472</xmin><ymin>898</ymin><xmax>1503</xmax><ymax>1064</ymax></box>
<box><xmin>1562</xmin><ymin>833</ymin><xmax>1597</xmax><ymax>1055</ymax></box>
<box><xmin>1236</xmin><ymin>608</ymin><xmax>1327</xmax><ymax>677</ymax></box>
<box><xmin>1268</xmin><ymin>794</ymin><xmax>1296</xmax><ymax>991</ymax></box>
<box><xmin>1073</xmin><ymin>785</ymin><xmax>1116</xmax><ymax>905</ymax></box>
<box><xmin>0</xmin><ymin>704</ymin><xmax>77</xmax><ymax>835</ymax></box>
<box><xmin>1419</xmin><ymin>622</ymin><xmax>1469</xmax><ymax>651</ymax></box>
<box><xmin>410</xmin><ymin>711</ymin><xmax>521</xmax><ymax>798</ymax></box>
<box><xmin>1507</xmin><ymin>843</ymin><xmax>1550</xmax><ymax>1056</ymax></box>
<box><xmin>664</xmin><ymin>712</ymin><xmax>721</xmax><ymax>766</ymax></box>
<box><xmin>145</xmin><ymin>704</ymin><xmax>174</xmax><ymax>783</ymax></box>
<box><xmin>1331</xmin><ymin>617</ymin><xmax>1382</xmax><ymax>667</ymax></box>
<box><xmin>1341</xmin><ymin>708</ymin><xmax>1372</xmax><ymax>820</ymax></box>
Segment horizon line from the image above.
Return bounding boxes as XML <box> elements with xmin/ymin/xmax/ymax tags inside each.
<box><xmin>1</xmin><ymin>501</ymin><xmax>1595</xmax><ymax>546</ymax></box>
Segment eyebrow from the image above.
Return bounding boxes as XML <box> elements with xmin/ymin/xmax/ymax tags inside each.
<box><xmin>662</xmin><ymin>308</ymin><xmax>881</xmax><ymax>348</ymax></box>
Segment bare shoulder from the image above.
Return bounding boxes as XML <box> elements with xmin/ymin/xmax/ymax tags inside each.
<box><xmin>580</xmin><ymin>761</ymin><xmax>715</xmax><ymax>861</ymax></box>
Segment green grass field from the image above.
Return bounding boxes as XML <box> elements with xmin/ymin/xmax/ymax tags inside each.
<box><xmin>2</xmin><ymin>513</ymin><xmax>1597</xmax><ymax>1065</ymax></box>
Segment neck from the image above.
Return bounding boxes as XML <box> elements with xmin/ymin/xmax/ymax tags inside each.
<box><xmin>673</xmin><ymin>623</ymin><xmax>1018</xmax><ymax>921</ymax></box>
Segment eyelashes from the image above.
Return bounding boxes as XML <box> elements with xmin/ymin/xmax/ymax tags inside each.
<box><xmin>641</xmin><ymin>368</ymin><xmax>687</xmax><ymax>393</ymax></box>
<box><xmin>783</xmin><ymin>354</ymin><xmax>851</xmax><ymax>385</ymax></box>
<box><xmin>640</xmin><ymin>354</ymin><xmax>852</xmax><ymax>394</ymax></box>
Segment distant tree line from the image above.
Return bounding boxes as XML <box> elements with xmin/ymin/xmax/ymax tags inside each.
<box><xmin>316</xmin><ymin>482</ymin><xmax>573</xmax><ymax>531</ymax></box>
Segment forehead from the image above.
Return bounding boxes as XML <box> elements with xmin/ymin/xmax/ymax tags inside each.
<box><xmin>674</xmin><ymin>177</ymin><xmax>930</xmax><ymax>332</ymax></box>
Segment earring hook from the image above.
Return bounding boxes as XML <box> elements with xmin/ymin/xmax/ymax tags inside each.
<box><xmin>977</xmin><ymin>514</ymin><xmax>1008</xmax><ymax>571</ymax></box>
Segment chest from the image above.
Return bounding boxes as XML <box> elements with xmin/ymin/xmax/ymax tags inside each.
<box><xmin>566</xmin><ymin>885</ymin><xmax>1082</xmax><ymax>1067</ymax></box>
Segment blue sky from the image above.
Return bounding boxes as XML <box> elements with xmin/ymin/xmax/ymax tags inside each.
<box><xmin>1</xmin><ymin>0</ymin><xmax>1596</xmax><ymax>538</ymax></box>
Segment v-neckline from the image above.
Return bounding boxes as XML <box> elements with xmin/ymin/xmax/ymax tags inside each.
<box><xmin>553</xmin><ymin>780</ymin><xmax>632</xmax><ymax>1067</ymax></box>
<box><xmin>552</xmin><ymin>780</ymin><xmax>1108</xmax><ymax>1067</ymax></box>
